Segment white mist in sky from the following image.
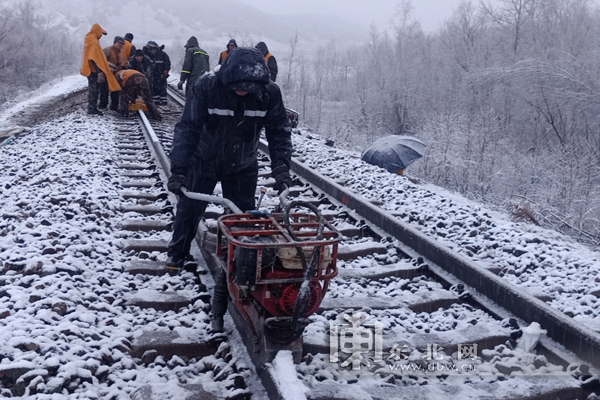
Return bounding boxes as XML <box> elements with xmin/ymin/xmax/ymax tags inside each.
<box><xmin>233</xmin><ymin>0</ymin><xmax>500</xmax><ymax>32</ymax></box>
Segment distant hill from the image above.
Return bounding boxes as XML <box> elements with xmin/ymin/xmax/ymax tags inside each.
<box><xmin>15</xmin><ymin>0</ymin><xmax>367</xmax><ymax>56</ymax></box>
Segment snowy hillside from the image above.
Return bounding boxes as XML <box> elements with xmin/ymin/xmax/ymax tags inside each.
<box><xmin>11</xmin><ymin>0</ymin><xmax>366</xmax><ymax>53</ymax></box>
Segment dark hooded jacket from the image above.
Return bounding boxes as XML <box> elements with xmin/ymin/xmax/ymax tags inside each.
<box><xmin>180</xmin><ymin>36</ymin><xmax>209</xmax><ymax>87</ymax></box>
<box><xmin>219</xmin><ymin>39</ymin><xmax>237</xmax><ymax>65</ymax></box>
<box><xmin>128</xmin><ymin>51</ymin><xmax>152</xmax><ymax>75</ymax></box>
<box><xmin>255</xmin><ymin>41</ymin><xmax>277</xmax><ymax>82</ymax></box>
<box><xmin>169</xmin><ymin>47</ymin><xmax>292</xmax><ymax>179</ymax></box>
<box><xmin>144</xmin><ymin>44</ymin><xmax>171</xmax><ymax>79</ymax></box>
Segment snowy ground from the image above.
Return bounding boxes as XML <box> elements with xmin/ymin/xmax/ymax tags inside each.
<box><xmin>292</xmin><ymin>132</ymin><xmax>600</xmax><ymax>333</ymax></box>
<box><xmin>0</xmin><ymin>76</ymin><xmax>253</xmax><ymax>399</ymax></box>
<box><xmin>0</xmin><ymin>75</ymin><xmax>599</xmax><ymax>399</ymax></box>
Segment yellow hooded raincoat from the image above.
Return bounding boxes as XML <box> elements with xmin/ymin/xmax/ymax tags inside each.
<box><xmin>80</xmin><ymin>23</ymin><xmax>121</xmax><ymax>92</ymax></box>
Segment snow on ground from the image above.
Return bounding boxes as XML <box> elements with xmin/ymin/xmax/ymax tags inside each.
<box><xmin>0</xmin><ymin>75</ymin><xmax>87</xmax><ymax>131</ymax></box>
<box><xmin>292</xmin><ymin>130</ymin><xmax>600</xmax><ymax>332</ymax></box>
<box><xmin>0</xmin><ymin>78</ymin><xmax>247</xmax><ymax>398</ymax></box>
<box><xmin>269</xmin><ymin>351</ymin><xmax>310</xmax><ymax>400</ymax></box>
<box><xmin>0</xmin><ymin>75</ymin><xmax>598</xmax><ymax>398</ymax></box>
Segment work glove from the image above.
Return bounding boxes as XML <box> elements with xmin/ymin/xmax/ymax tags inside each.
<box><xmin>272</xmin><ymin>166</ymin><xmax>292</xmax><ymax>194</ymax></box>
<box><xmin>162</xmin><ymin>70</ymin><xmax>170</xmax><ymax>79</ymax></box>
<box><xmin>167</xmin><ymin>174</ymin><xmax>188</xmax><ymax>195</ymax></box>
<box><xmin>177</xmin><ymin>80</ymin><xmax>184</xmax><ymax>90</ymax></box>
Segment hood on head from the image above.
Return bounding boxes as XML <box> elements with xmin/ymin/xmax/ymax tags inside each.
<box><xmin>186</xmin><ymin>36</ymin><xmax>199</xmax><ymax>48</ymax></box>
<box><xmin>219</xmin><ymin>47</ymin><xmax>269</xmax><ymax>91</ymax></box>
<box><xmin>255</xmin><ymin>41</ymin><xmax>268</xmax><ymax>56</ymax></box>
<box><xmin>227</xmin><ymin>39</ymin><xmax>237</xmax><ymax>48</ymax></box>
<box><xmin>90</xmin><ymin>23</ymin><xmax>107</xmax><ymax>39</ymax></box>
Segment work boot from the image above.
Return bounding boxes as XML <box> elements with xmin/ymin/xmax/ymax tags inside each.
<box><xmin>88</xmin><ymin>109</ymin><xmax>103</xmax><ymax>116</ymax></box>
<box><xmin>165</xmin><ymin>255</ymin><xmax>184</xmax><ymax>271</ymax></box>
<box><xmin>211</xmin><ymin>316</ymin><xmax>224</xmax><ymax>332</ymax></box>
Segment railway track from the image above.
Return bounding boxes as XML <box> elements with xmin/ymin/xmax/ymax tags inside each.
<box><xmin>125</xmin><ymin>86</ymin><xmax>599</xmax><ymax>399</ymax></box>
<box><xmin>0</xmin><ymin>84</ymin><xmax>597</xmax><ymax>399</ymax></box>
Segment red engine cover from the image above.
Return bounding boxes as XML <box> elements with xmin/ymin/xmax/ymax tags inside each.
<box><xmin>252</xmin><ymin>268</ymin><xmax>324</xmax><ymax>317</ymax></box>
<box><xmin>280</xmin><ymin>281</ymin><xmax>322</xmax><ymax>316</ymax></box>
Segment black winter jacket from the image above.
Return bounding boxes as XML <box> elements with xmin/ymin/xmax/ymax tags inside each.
<box><xmin>144</xmin><ymin>46</ymin><xmax>171</xmax><ymax>77</ymax></box>
<box><xmin>180</xmin><ymin>36</ymin><xmax>209</xmax><ymax>85</ymax></box>
<box><xmin>255</xmin><ymin>42</ymin><xmax>278</xmax><ymax>82</ymax></box>
<box><xmin>128</xmin><ymin>54</ymin><xmax>152</xmax><ymax>76</ymax></box>
<box><xmin>169</xmin><ymin>47</ymin><xmax>292</xmax><ymax>179</ymax></box>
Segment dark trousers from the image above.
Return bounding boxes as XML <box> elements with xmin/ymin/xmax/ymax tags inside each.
<box><xmin>168</xmin><ymin>163</ymin><xmax>258</xmax><ymax>318</ymax></box>
<box><xmin>87</xmin><ymin>73</ymin><xmax>100</xmax><ymax>113</ymax></box>
<box><xmin>99</xmin><ymin>80</ymin><xmax>120</xmax><ymax>110</ymax></box>
<box><xmin>185</xmin><ymin>77</ymin><xmax>198</xmax><ymax>98</ymax></box>
<box><xmin>167</xmin><ymin>163</ymin><xmax>257</xmax><ymax>259</ymax></box>
<box><xmin>150</xmin><ymin>73</ymin><xmax>168</xmax><ymax>104</ymax></box>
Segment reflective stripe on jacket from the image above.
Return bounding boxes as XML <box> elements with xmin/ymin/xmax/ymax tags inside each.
<box><xmin>180</xmin><ymin>47</ymin><xmax>209</xmax><ymax>84</ymax></box>
<box><xmin>170</xmin><ymin>47</ymin><xmax>291</xmax><ymax>178</ymax></box>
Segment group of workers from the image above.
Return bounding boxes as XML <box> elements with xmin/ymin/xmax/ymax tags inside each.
<box><xmin>80</xmin><ymin>24</ymin><xmax>164</xmax><ymax>120</ymax></box>
<box><xmin>80</xmin><ymin>23</ymin><xmax>289</xmax><ymax>332</ymax></box>
<box><xmin>80</xmin><ymin>23</ymin><xmax>279</xmax><ymax>122</ymax></box>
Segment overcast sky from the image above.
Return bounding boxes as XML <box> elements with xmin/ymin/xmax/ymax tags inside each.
<box><xmin>234</xmin><ymin>0</ymin><xmax>498</xmax><ymax>32</ymax></box>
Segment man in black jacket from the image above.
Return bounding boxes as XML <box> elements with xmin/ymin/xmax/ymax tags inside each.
<box><xmin>144</xmin><ymin>41</ymin><xmax>171</xmax><ymax>105</ymax></box>
<box><xmin>128</xmin><ymin>49</ymin><xmax>151</xmax><ymax>76</ymax></box>
<box><xmin>177</xmin><ymin>36</ymin><xmax>210</xmax><ymax>96</ymax></box>
<box><xmin>166</xmin><ymin>47</ymin><xmax>292</xmax><ymax>274</ymax></box>
<box><xmin>255</xmin><ymin>41</ymin><xmax>278</xmax><ymax>82</ymax></box>
<box><xmin>218</xmin><ymin>39</ymin><xmax>237</xmax><ymax>65</ymax></box>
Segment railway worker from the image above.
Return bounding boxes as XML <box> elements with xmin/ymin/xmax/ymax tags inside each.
<box><xmin>118</xmin><ymin>32</ymin><xmax>136</xmax><ymax>68</ymax></box>
<box><xmin>218</xmin><ymin>39</ymin><xmax>237</xmax><ymax>65</ymax></box>
<box><xmin>144</xmin><ymin>41</ymin><xmax>171</xmax><ymax>105</ymax></box>
<box><xmin>128</xmin><ymin>49</ymin><xmax>151</xmax><ymax>76</ymax></box>
<box><xmin>255</xmin><ymin>41</ymin><xmax>278</xmax><ymax>82</ymax></box>
<box><xmin>165</xmin><ymin>47</ymin><xmax>293</xmax><ymax>330</ymax></box>
<box><xmin>80</xmin><ymin>23</ymin><xmax>121</xmax><ymax>116</ymax></box>
<box><xmin>115</xmin><ymin>69</ymin><xmax>162</xmax><ymax>121</ymax></box>
<box><xmin>99</xmin><ymin>36</ymin><xmax>125</xmax><ymax>111</ymax></box>
<box><xmin>177</xmin><ymin>36</ymin><xmax>210</xmax><ymax>96</ymax></box>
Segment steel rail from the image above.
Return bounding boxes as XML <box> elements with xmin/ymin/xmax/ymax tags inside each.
<box><xmin>257</xmin><ymin>138</ymin><xmax>600</xmax><ymax>369</ymax></box>
<box><xmin>165</xmin><ymin>87</ymin><xmax>600</xmax><ymax>367</ymax></box>
<box><xmin>136</xmin><ymin>95</ymin><xmax>287</xmax><ymax>400</ymax></box>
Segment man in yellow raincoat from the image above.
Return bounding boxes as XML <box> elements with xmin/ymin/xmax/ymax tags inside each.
<box><xmin>80</xmin><ymin>23</ymin><xmax>121</xmax><ymax>115</ymax></box>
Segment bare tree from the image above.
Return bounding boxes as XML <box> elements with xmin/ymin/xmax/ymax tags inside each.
<box><xmin>284</xmin><ymin>32</ymin><xmax>299</xmax><ymax>91</ymax></box>
<box><xmin>0</xmin><ymin>1</ymin><xmax>79</xmax><ymax>105</ymax></box>
<box><xmin>480</xmin><ymin>0</ymin><xmax>536</xmax><ymax>55</ymax></box>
